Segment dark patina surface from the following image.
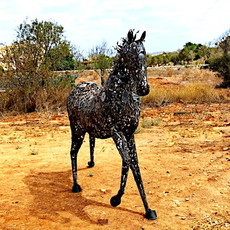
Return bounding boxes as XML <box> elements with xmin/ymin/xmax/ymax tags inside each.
<box><xmin>67</xmin><ymin>30</ymin><xmax>157</xmax><ymax>220</ymax></box>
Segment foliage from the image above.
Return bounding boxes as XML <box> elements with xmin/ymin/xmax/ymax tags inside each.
<box><xmin>49</xmin><ymin>42</ymin><xmax>76</xmax><ymax>71</ymax></box>
<box><xmin>141</xmin><ymin>117</ymin><xmax>161</xmax><ymax>128</ymax></box>
<box><xmin>147</xmin><ymin>43</ymin><xmax>212</xmax><ymax>67</ymax></box>
<box><xmin>0</xmin><ymin>74</ymin><xmax>75</xmax><ymax>114</ymax></box>
<box><xmin>217</xmin><ymin>29</ymin><xmax>230</xmax><ymax>55</ymax></box>
<box><xmin>209</xmin><ymin>55</ymin><xmax>230</xmax><ymax>87</ymax></box>
<box><xmin>178</xmin><ymin>42</ymin><xmax>211</xmax><ymax>63</ymax></box>
<box><xmin>179</xmin><ymin>47</ymin><xmax>195</xmax><ymax>62</ymax></box>
<box><xmin>208</xmin><ymin>29</ymin><xmax>230</xmax><ymax>87</ymax></box>
<box><xmin>89</xmin><ymin>41</ymin><xmax>114</xmax><ymax>85</ymax></box>
<box><xmin>15</xmin><ymin>18</ymin><xmax>75</xmax><ymax>71</ymax></box>
<box><xmin>0</xmin><ymin>18</ymin><xmax>75</xmax><ymax>114</ymax></box>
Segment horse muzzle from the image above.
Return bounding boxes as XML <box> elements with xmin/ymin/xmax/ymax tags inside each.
<box><xmin>136</xmin><ymin>83</ymin><xmax>150</xmax><ymax>96</ymax></box>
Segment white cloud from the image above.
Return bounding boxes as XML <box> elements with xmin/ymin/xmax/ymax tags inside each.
<box><xmin>0</xmin><ymin>0</ymin><xmax>230</xmax><ymax>52</ymax></box>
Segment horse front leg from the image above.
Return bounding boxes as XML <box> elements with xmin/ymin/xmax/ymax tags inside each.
<box><xmin>110</xmin><ymin>159</ymin><xmax>130</xmax><ymax>207</ymax></box>
<box><xmin>88</xmin><ymin>134</ymin><xmax>95</xmax><ymax>168</ymax></box>
<box><xmin>70</xmin><ymin>131</ymin><xmax>85</xmax><ymax>193</ymax></box>
<box><xmin>128</xmin><ymin>134</ymin><xmax>157</xmax><ymax>220</ymax></box>
<box><xmin>111</xmin><ymin>132</ymin><xmax>131</xmax><ymax>207</ymax></box>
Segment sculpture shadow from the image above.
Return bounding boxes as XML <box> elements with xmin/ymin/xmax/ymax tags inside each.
<box><xmin>24</xmin><ymin>169</ymin><xmax>142</xmax><ymax>225</ymax></box>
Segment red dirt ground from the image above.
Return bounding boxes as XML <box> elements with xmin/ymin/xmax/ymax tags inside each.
<box><xmin>0</xmin><ymin>102</ymin><xmax>229</xmax><ymax>229</ymax></box>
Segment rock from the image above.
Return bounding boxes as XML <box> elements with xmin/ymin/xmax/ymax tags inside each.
<box><xmin>174</xmin><ymin>200</ymin><xmax>181</xmax><ymax>207</ymax></box>
<box><xmin>100</xmin><ymin>189</ymin><xmax>107</xmax><ymax>193</ymax></box>
<box><xmin>167</xmin><ymin>141</ymin><xmax>175</xmax><ymax>147</ymax></box>
<box><xmin>88</xmin><ymin>172</ymin><xmax>94</xmax><ymax>177</ymax></box>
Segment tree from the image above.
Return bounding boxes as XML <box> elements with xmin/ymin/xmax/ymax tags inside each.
<box><xmin>51</xmin><ymin>42</ymin><xmax>76</xmax><ymax>71</ymax></box>
<box><xmin>170</xmin><ymin>53</ymin><xmax>179</xmax><ymax>65</ymax></box>
<box><xmin>197</xmin><ymin>45</ymin><xmax>210</xmax><ymax>60</ymax></box>
<box><xmin>179</xmin><ymin>42</ymin><xmax>207</xmax><ymax>63</ymax></box>
<box><xmin>179</xmin><ymin>47</ymin><xmax>194</xmax><ymax>63</ymax></box>
<box><xmin>184</xmin><ymin>42</ymin><xmax>202</xmax><ymax>53</ymax></box>
<box><xmin>1</xmin><ymin>18</ymin><xmax>75</xmax><ymax>113</ymax></box>
<box><xmin>147</xmin><ymin>54</ymin><xmax>153</xmax><ymax>66</ymax></box>
<box><xmin>15</xmin><ymin>18</ymin><xmax>75</xmax><ymax>71</ymax></box>
<box><xmin>209</xmin><ymin>55</ymin><xmax>230</xmax><ymax>87</ymax></box>
<box><xmin>209</xmin><ymin>29</ymin><xmax>230</xmax><ymax>87</ymax></box>
<box><xmin>162</xmin><ymin>53</ymin><xmax>170</xmax><ymax>65</ymax></box>
<box><xmin>89</xmin><ymin>41</ymin><xmax>114</xmax><ymax>85</ymax></box>
<box><xmin>217</xmin><ymin>29</ymin><xmax>230</xmax><ymax>55</ymax></box>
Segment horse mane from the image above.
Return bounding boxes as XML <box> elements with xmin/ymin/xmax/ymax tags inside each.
<box><xmin>111</xmin><ymin>29</ymin><xmax>146</xmax><ymax>77</ymax></box>
<box><xmin>115</xmin><ymin>29</ymin><xmax>145</xmax><ymax>54</ymax></box>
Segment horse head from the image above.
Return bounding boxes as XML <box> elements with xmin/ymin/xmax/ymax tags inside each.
<box><xmin>115</xmin><ymin>29</ymin><xmax>149</xmax><ymax>96</ymax></box>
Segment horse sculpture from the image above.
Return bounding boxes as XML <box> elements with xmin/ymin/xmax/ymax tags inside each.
<box><xmin>67</xmin><ymin>30</ymin><xmax>157</xmax><ymax>220</ymax></box>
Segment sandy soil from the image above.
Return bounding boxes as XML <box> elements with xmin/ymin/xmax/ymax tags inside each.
<box><xmin>0</xmin><ymin>101</ymin><xmax>229</xmax><ymax>230</ymax></box>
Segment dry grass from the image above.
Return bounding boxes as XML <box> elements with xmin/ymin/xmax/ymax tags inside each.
<box><xmin>75</xmin><ymin>70</ymin><xmax>109</xmax><ymax>86</ymax></box>
<box><xmin>147</xmin><ymin>68</ymin><xmax>223</xmax><ymax>86</ymax></box>
<box><xmin>143</xmin><ymin>68</ymin><xmax>229</xmax><ymax>107</ymax></box>
<box><xmin>1</xmin><ymin>68</ymin><xmax>229</xmax><ymax>115</ymax></box>
<box><xmin>142</xmin><ymin>83</ymin><xmax>225</xmax><ymax>107</ymax></box>
<box><xmin>0</xmin><ymin>81</ymin><xmax>72</xmax><ymax>115</ymax></box>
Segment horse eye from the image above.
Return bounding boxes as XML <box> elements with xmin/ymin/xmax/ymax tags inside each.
<box><xmin>138</xmin><ymin>53</ymin><xmax>145</xmax><ymax>60</ymax></box>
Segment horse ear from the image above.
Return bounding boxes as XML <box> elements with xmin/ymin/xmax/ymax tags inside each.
<box><xmin>127</xmin><ymin>30</ymin><xmax>133</xmax><ymax>43</ymax></box>
<box><xmin>140</xmin><ymin>31</ymin><xmax>146</xmax><ymax>42</ymax></box>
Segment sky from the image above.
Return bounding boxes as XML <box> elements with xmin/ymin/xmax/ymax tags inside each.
<box><xmin>0</xmin><ymin>0</ymin><xmax>230</xmax><ymax>56</ymax></box>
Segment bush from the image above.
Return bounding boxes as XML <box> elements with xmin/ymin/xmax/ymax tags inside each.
<box><xmin>0</xmin><ymin>18</ymin><xmax>77</xmax><ymax>115</ymax></box>
<box><xmin>0</xmin><ymin>74</ymin><xmax>74</xmax><ymax>114</ymax></box>
<box><xmin>209</xmin><ymin>54</ymin><xmax>230</xmax><ymax>87</ymax></box>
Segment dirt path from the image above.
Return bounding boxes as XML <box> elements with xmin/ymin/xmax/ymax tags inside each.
<box><xmin>0</xmin><ymin>103</ymin><xmax>229</xmax><ymax>229</ymax></box>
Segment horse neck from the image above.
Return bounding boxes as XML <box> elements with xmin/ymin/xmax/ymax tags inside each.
<box><xmin>104</xmin><ymin>54</ymin><xmax>132</xmax><ymax>92</ymax></box>
<box><xmin>103</xmin><ymin>70</ymin><xmax>133</xmax><ymax>99</ymax></box>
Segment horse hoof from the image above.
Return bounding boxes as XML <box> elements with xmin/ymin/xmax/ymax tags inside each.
<box><xmin>144</xmin><ymin>209</ymin><xmax>157</xmax><ymax>220</ymax></box>
<box><xmin>110</xmin><ymin>195</ymin><xmax>121</xmax><ymax>207</ymax></box>
<box><xmin>72</xmin><ymin>184</ymin><xmax>82</xmax><ymax>193</ymax></box>
<box><xmin>88</xmin><ymin>161</ymin><xmax>95</xmax><ymax>168</ymax></box>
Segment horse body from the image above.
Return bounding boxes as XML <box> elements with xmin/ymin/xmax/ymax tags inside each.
<box><xmin>67</xmin><ymin>30</ymin><xmax>157</xmax><ymax>220</ymax></box>
<box><xmin>67</xmin><ymin>76</ymin><xmax>141</xmax><ymax>139</ymax></box>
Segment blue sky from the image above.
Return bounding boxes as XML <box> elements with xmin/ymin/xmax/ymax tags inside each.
<box><xmin>0</xmin><ymin>0</ymin><xmax>229</xmax><ymax>55</ymax></box>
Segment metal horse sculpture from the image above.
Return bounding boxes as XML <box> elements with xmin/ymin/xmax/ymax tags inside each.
<box><xmin>67</xmin><ymin>30</ymin><xmax>157</xmax><ymax>220</ymax></box>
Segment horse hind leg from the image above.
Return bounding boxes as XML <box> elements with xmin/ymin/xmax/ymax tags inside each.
<box><xmin>70</xmin><ymin>131</ymin><xmax>85</xmax><ymax>193</ymax></box>
<box><xmin>88</xmin><ymin>134</ymin><xmax>95</xmax><ymax>168</ymax></box>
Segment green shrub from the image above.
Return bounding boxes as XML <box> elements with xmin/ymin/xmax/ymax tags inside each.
<box><xmin>141</xmin><ymin>117</ymin><xmax>161</xmax><ymax>128</ymax></box>
<box><xmin>209</xmin><ymin>54</ymin><xmax>230</xmax><ymax>87</ymax></box>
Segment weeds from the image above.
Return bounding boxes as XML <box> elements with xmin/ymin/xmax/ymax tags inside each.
<box><xmin>0</xmin><ymin>68</ymin><xmax>229</xmax><ymax>115</ymax></box>
<box><xmin>135</xmin><ymin>128</ymin><xmax>142</xmax><ymax>134</ymax></box>
<box><xmin>141</xmin><ymin>117</ymin><xmax>161</xmax><ymax>128</ymax></box>
<box><xmin>0</xmin><ymin>74</ymin><xmax>74</xmax><ymax>115</ymax></box>
<box><xmin>88</xmin><ymin>172</ymin><xmax>94</xmax><ymax>177</ymax></box>
<box><xmin>141</xmin><ymin>118</ymin><xmax>151</xmax><ymax>128</ymax></box>
<box><xmin>30</xmin><ymin>148</ymin><xmax>39</xmax><ymax>155</ymax></box>
<box><xmin>152</xmin><ymin>117</ymin><xmax>161</xmax><ymax>126</ymax></box>
<box><xmin>142</xmin><ymin>82</ymin><xmax>225</xmax><ymax>108</ymax></box>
